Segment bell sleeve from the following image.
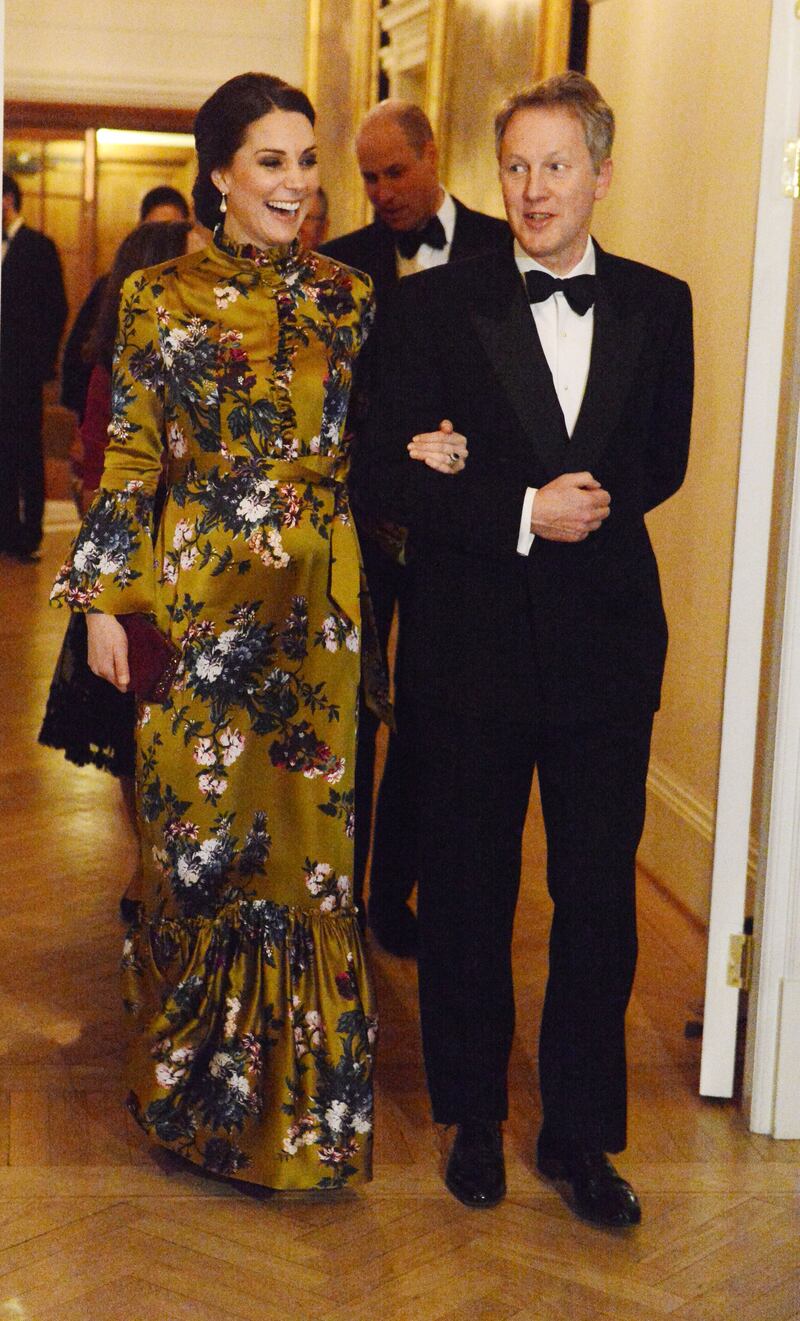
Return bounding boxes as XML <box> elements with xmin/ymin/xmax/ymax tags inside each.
<box><xmin>51</xmin><ymin>271</ymin><xmax>166</xmax><ymax>615</ymax></box>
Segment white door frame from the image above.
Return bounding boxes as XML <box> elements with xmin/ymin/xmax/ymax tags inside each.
<box><xmin>700</xmin><ymin>0</ymin><xmax>800</xmax><ymax>1104</ymax></box>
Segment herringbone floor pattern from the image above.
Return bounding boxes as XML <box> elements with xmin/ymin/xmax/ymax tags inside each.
<box><xmin>0</xmin><ymin>510</ymin><xmax>798</xmax><ymax>1320</ymax></box>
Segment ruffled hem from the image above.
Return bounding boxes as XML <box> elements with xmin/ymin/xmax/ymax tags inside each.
<box><xmin>122</xmin><ymin>898</ymin><xmax>376</xmax><ymax>1190</ymax></box>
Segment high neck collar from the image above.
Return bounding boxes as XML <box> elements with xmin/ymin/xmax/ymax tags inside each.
<box><xmin>213</xmin><ymin>225</ymin><xmax>310</xmax><ymax>279</ymax></box>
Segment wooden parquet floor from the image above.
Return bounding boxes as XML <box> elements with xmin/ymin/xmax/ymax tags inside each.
<box><xmin>0</xmin><ymin>508</ymin><xmax>798</xmax><ymax>1321</ymax></box>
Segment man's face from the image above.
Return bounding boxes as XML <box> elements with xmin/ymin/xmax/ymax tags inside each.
<box><xmin>143</xmin><ymin>203</ymin><xmax>187</xmax><ymax>223</ymax></box>
<box><xmin>356</xmin><ymin>118</ymin><xmax>441</xmax><ymax>233</ymax></box>
<box><xmin>298</xmin><ymin>191</ymin><xmax>328</xmax><ymax>248</ymax></box>
<box><xmin>499</xmin><ymin>106</ymin><xmax>612</xmax><ymax>274</ymax></box>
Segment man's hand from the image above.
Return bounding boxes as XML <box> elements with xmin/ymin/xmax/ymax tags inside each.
<box><xmin>407</xmin><ymin>419</ymin><xmax>468</xmax><ymax>474</ymax></box>
<box><xmin>531</xmin><ymin>472</ymin><xmax>610</xmax><ymax>542</ymax></box>
<box><xmin>86</xmin><ymin>612</ymin><xmax>130</xmax><ymax>692</ymax></box>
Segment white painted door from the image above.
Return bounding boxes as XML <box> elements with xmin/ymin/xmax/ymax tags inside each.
<box><xmin>700</xmin><ymin>0</ymin><xmax>800</xmax><ymax>1100</ymax></box>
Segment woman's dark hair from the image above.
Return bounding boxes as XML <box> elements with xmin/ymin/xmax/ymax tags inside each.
<box><xmin>192</xmin><ymin>72</ymin><xmax>315</xmax><ymax>230</ymax></box>
<box><xmin>139</xmin><ymin>185</ymin><xmax>190</xmax><ymax>221</ymax></box>
<box><xmin>85</xmin><ymin>220</ymin><xmax>192</xmax><ymax>370</ymax></box>
<box><xmin>2</xmin><ymin>171</ymin><xmax>22</xmax><ymax>211</ymax></box>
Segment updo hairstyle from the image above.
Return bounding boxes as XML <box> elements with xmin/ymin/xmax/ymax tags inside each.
<box><xmin>193</xmin><ymin>73</ymin><xmax>316</xmax><ymax>230</ymax></box>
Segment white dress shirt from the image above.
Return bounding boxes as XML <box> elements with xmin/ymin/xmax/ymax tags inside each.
<box><xmin>396</xmin><ymin>190</ymin><xmax>456</xmax><ymax>279</ymax></box>
<box><xmin>2</xmin><ymin>214</ymin><xmax>23</xmax><ymax>263</ymax></box>
<box><xmin>515</xmin><ymin>237</ymin><xmax>596</xmax><ymax>555</ymax></box>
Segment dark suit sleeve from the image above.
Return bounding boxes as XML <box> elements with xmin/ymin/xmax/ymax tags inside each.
<box><xmin>34</xmin><ymin>235</ymin><xmax>69</xmax><ymax>381</ymax></box>
<box><xmin>355</xmin><ymin>277</ymin><xmax>529</xmax><ymax>559</ymax></box>
<box><xmin>642</xmin><ymin>279</ymin><xmax>693</xmax><ymax>513</ymax></box>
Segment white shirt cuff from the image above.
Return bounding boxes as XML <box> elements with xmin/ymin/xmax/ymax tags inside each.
<box><xmin>517</xmin><ymin>486</ymin><xmax>538</xmax><ymax>556</ymax></box>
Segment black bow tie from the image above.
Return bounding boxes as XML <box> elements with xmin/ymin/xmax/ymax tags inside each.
<box><xmin>395</xmin><ymin>214</ymin><xmax>447</xmax><ymax>260</ymax></box>
<box><xmin>524</xmin><ymin>269</ymin><xmax>596</xmax><ymax>316</ymax></box>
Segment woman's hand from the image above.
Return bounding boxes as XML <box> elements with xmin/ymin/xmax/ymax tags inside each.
<box><xmin>407</xmin><ymin>418</ymin><xmax>468</xmax><ymax>474</ymax></box>
<box><xmin>86</xmin><ymin>613</ymin><xmax>130</xmax><ymax>692</ymax></box>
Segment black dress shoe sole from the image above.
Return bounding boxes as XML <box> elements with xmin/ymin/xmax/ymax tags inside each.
<box><xmin>537</xmin><ymin>1152</ymin><xmax>641</xmax><ymax>1228</ymax></box>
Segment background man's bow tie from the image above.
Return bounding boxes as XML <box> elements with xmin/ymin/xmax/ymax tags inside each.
<box><xmin>524</xmin><ymin>270</ymin><xmax>596</xmax><ymax>316</ymax></box>
<box><xmin>395</xmin><ymin>215</ymin><xmax>447</xmax><ymax>259</ymax></box>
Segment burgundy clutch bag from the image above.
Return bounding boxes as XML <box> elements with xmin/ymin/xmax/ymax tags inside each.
<box><xmin>119</xmin><ymin>614</ymin><xmax>180</xmax><ymax>702</ymax></box>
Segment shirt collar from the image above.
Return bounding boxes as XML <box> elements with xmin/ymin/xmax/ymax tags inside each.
<box><xmin>4</xmin><ymin>216</ymin><xmax>24</xmax><ymax>243</ymax></box>
<box><xmin>514</xmin><ymin>235</ymin><xmax>595</xmax><ymax>278</ymax></box>
<box><xmin>437</xmin><ymin>190</ymin><xmax>457</xmax><ymax>247</ymax></box>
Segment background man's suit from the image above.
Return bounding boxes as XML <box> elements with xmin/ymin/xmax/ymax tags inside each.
<box><xmin>1</xmin><ymin>223</ymin><xmax>68</xmax><ymax>555</ymax></box>
<box><xmin>357</xmin><ymin>240</ymin><xmax>693</xmax><ymax>1149</ymax></box>
<box><xmin>321</xmin><ymin>200</ymin><xmax>510</xmax><ymax>918</ymax></box>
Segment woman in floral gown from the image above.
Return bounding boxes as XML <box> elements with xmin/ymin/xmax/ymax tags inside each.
<box><xmin>51</xmin><ymin>74</ymin><xmax>381</xmax><ymax>1190</ymax></box>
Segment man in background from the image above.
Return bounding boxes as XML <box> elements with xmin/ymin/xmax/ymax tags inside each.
<box><xmin>299</xmin><ymin>186</ymin><xmax>329</xmax><ymax>249</ymax></box>
<box><xmin>1</xmin><ymin>173</ymin><xmax>68</xmax><ymax>562</ymax></box>
<box><xmin>322</xmin><ymin>100</ymin><xmax>509</xmax><ymax>955</ymax></box>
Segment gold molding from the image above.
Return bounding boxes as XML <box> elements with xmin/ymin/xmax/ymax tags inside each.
<box><xmin>535</xmin><ymin>0</ymin><xmax>573</xmax><ymax>80</ymax></box>
<box><xmin>425</xmin><ymin>0</ymin><xmax>449</xmax><ymax>143</ymax></box>
<box><xmin>351</xmin><ymin>0</ymin><xmax>381</xmax><ymax>225</ymax></box>
<box><xmin>351</xmin><ymin>0</ymin><xmax>381</xmax><ymax>125</ymax></box>
<box><xmin>305</xmin><ymin>0</ymin><xmax>322</xmax><ymax>103</ymax></box>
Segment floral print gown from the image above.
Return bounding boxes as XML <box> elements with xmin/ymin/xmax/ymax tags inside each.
<box><xmin>52</xmin><ymin>233</ymin><xmax>377</xmax><ymax>1189</ymax></box>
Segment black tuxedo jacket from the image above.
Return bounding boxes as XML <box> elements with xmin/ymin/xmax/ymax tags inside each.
<box><xmin>356</xmin><ymin>242</ymin><xmax>694</xmax><ymax>727</ymax></box>
<box><xmin>320</xmin><ymin>198</ymin><xmax>510</xmax><ymax>300</ymax></box>
<box><xmin>1</xmin><ymin>223</ymin><xmax>68</xmax><ymax>397</ymax></box>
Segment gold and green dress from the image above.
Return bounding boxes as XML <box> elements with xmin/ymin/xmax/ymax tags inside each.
<box><xmin>51</xmin><ymin>233</ymin><xmax>377</xmax><ymax>1189</ymax></box>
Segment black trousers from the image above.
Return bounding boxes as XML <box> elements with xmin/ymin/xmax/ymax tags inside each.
<box><xmin>0</xmin><ymin>387</ymin><xmax>46</xmax><ymax>554</ymax></box>
<box><xmin>354</xmin><ymin>534</ymin><xmax>417</xmax><ymax>913</ymax></box>
<box><xmin>413</xmin><ymin>703</ymin><xmax>653</xmax><ymax>1154</ymax></box>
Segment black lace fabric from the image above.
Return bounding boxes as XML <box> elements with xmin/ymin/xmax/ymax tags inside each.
<box><xmin>39</xmin><ymin>611</ymin><xmax>136</xmax><ymax>778</ymax></box>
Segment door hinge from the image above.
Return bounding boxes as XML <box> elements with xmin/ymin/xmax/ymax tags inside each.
<box><xmin>783</xmin><ymin>140</ymin><xmax>800</xmax><ymax>198</ymax></box>
<box><xmin>727</xmin><ymin>933</ymin><xmax>754</xmax><ymax>991</ymax></box>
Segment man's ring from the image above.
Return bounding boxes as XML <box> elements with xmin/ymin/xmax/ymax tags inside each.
<box><xmin>448</xmin><ymin>452</ymin><xmax>460</xmax><ymax>467</ymax></box>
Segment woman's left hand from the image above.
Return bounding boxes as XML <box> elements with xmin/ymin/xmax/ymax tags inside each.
<box><xmin>407</xmin><ymin>418</ymin><xmax>468</xmax><ymax>474</ymax></box>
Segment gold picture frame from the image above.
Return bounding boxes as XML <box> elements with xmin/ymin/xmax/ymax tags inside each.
<box><xmin>426</xmin><ymin>0</ymin><xmax>572</xmax><ymax>216</ymax></box>
<box><xmin>305</xmin><ymin>0</ymin><xmax>380</xmax><ymax>236</ymax></box>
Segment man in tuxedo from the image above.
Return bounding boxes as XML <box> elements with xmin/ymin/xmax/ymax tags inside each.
<box><xmin>358</xmin><ymin>73</ymin><xmax>693</xmax><ymax>1225</ymax></box>
<box><xmin>1</xmin><ymin>173</ymin><xmax>68</xmax><ymax>560</ymax></box>
<box><xmin>322</xmin><ymin>100</ymin><xmax>509</xmax><ymax>955</ymax></box>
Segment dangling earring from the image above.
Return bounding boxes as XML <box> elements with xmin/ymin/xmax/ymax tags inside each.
<box><xmin>219</xmin><ymin>191</ymin><xmax>228</xmax><ymax>214</ymax></box>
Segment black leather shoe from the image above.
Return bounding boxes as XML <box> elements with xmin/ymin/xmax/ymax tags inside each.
<box><xmin>368</xmin><ymin>900</ymin><xmax>418</xmax><ymax>957</ymax></box>
<box><xmin>445</xmin><ymin>1121</ymin><xmax>506</xmax><ymax>1209</ymax></box>
<box><xmin>537</xmin><ymin>1132</ymin><xmax>641</xmax><ymax>1227</ymax></box>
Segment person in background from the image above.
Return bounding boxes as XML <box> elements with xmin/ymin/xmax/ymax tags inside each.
<box><xmin>39</xmin><ymin>220</ymin><xmax>194</xmax><ymax>920</ymax></box>
<box><xmin>321</xmin><ymin>100</ymin><xmax>509</xmax><ymax>957</ymax></box>
<box><xmin>298</xmin><ymin>185</ymin><xmax>329</xmax><ymax>249</ymax></box>
<box><xmin>357</xmin><ymin>72</ymin><xmax>693</xmax><ymax>1225</ymax></box>
<box><xmin>1</xmin><ymin>172</ymin><xmax>68</xmax><ymax>562</ymax></box>
<box><xmin>136</xmin><ymin>185</ymin><xmax>191</xmax><ymax>225</ymax></box>
<box><xmin>60</xmin><ymin>186</ymin><xmax>191</xmax><ymax>425</ymax></box>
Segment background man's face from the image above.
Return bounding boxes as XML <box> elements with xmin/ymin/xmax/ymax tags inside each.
<box><xmin>298</xmin><ymin>191</ymin><xmax>328</xmax><ymax>248</ymax></box>
<box><xmin>499</xmin><ymin>106</ymin><xmax>611</xmax><ymax>274</ymax></box>
<box><xmin>143</xmin><ymin>203</ymin><xmax>187</xmax><ymax>223</ymax></box>
<box><xmin>357</xmin><ymin>119</ymin><xmax>440</xmax><ymax>232</ymax></box>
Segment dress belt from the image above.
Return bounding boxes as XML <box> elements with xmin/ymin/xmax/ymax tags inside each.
<box><xmin>169</xmin><ymin>452</ymin><xmax>360</xmax><ymax>626</ymax></box>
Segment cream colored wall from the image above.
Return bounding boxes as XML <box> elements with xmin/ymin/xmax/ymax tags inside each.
<box><xmin>586</xmin><ymin>0</ymin><xmax>772</xmax><ymax>921</ymax></box>
<box><xmin>4</xmin><ymin>0</ymin><xmax>306</xmax><ymax>107</ymax></box>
